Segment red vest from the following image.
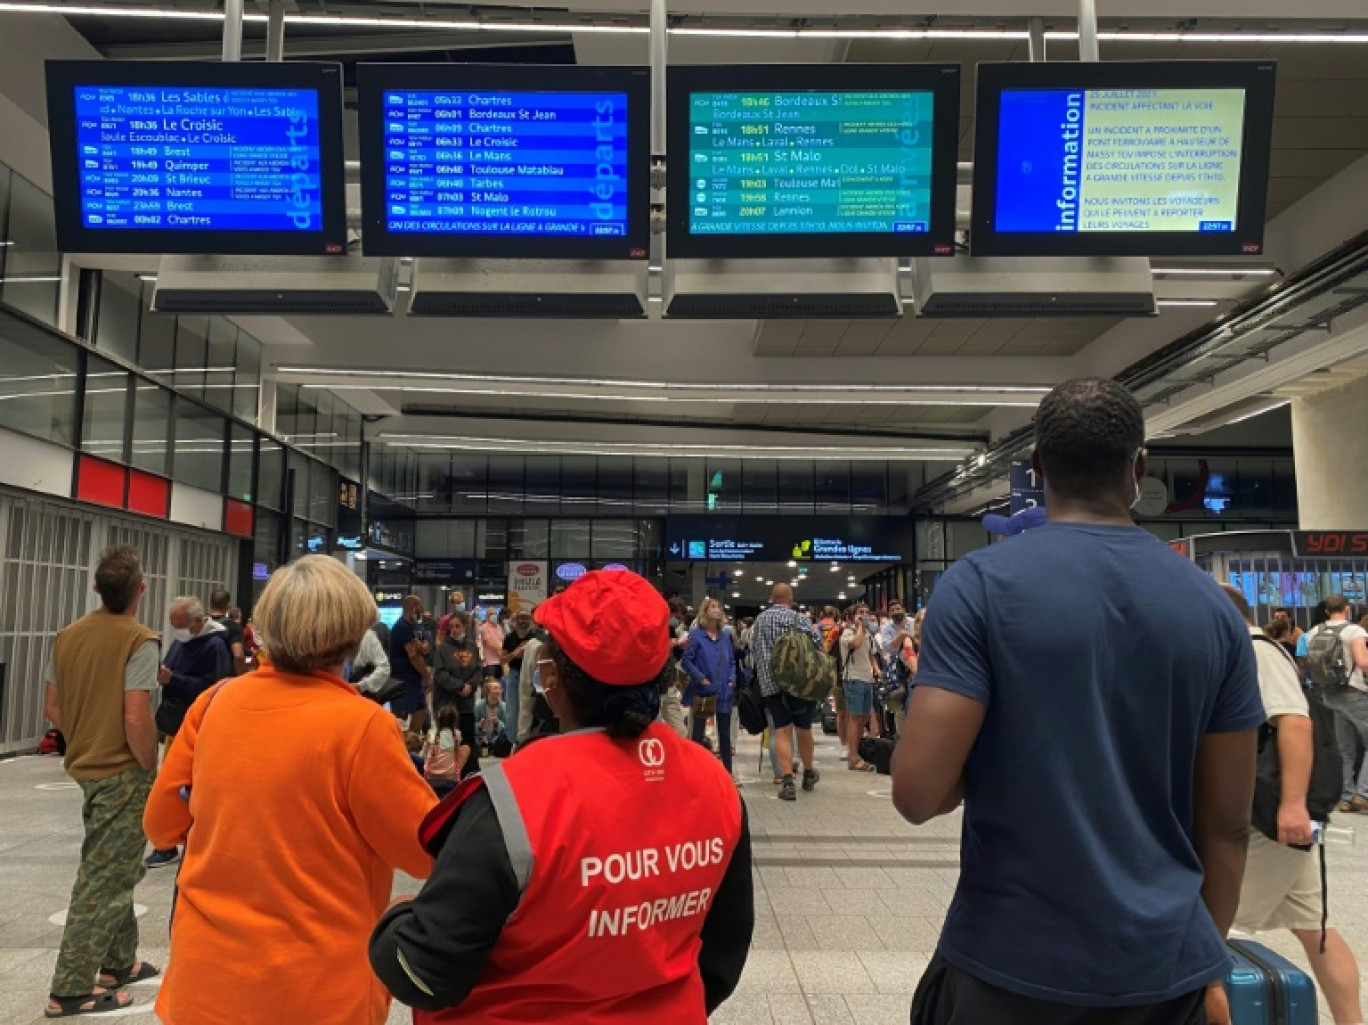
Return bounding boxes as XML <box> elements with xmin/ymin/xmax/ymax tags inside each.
<box><xmin>416</xmin><ymin>722</ymin><xmax>743</xmax><ymax>1025</ymax></box>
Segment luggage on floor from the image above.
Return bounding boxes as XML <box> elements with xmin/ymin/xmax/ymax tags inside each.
<box><xmin>1225</xmin><ymin>939</ymin><xmax>1317</xmax><ymax>1025</ymax></box>
<box><xmin>858</xmin><ymin>737</ymin><xmax>895</xmax><ymax>776</ymax></box>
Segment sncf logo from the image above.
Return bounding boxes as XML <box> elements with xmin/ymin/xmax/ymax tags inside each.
<box><xmin>638</xmin><ymin>737</ymin><xmax>666</xmax><ymax>768</ymax></box>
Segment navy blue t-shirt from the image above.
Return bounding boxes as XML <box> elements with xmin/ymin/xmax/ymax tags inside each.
<box><xmin>388</xmin><ymin>616</ymin><xmax>423</xmax><ymax>685</ymax></box>
<box><xmin>917</xmin><ymin>522</ymin><xmax>1263</xmax><ymax>1007</ymax></box>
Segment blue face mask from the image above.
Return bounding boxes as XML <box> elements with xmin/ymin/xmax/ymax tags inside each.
<box><xmin>722</xmin><ymin>624</ymin><xmax>734</xmax><ymax>636</ymax></box>
<box><xmin>453</xmin><ymin>602</ymin><xmax>466</xmax><ymax>613</ymax></box>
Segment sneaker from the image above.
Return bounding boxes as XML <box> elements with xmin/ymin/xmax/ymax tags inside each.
<box><xmin>144</xmin><ymin>848</ymin><xmax>180</xmax><ymax>869</ymax></box>
<box><xmin>801</xmin><ymin>768</ymin><xmax>820</xmax><ymax>792</ymax></box>
<box><xmin>840</xmin><ymin>747</ymin><xmax>849</xmax><ymax>761</ymax></box>
<box><xmin>778</xmin><ymin>776</ymin><xmax>797</xmax><ymax>801</ymax></box>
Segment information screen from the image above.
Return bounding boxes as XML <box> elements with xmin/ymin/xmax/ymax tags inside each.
<box><xmin>357</xmin><ymin>64</ymin><xmax>650</xmax><ymax>259</ymax></box>
<box><xmin>667</xmin><ymin>64</ymin><xmax>960</xmax><ymax>259</ymax></box>
<box><xmin>380</xmin><ymin>89</ymin><xmax>629</xmax><ymax>239</ymax></box>
<box><xmin>73</xmin><ymin>84</ymin><xmax>324</xmax><ymax>234</ymax></box>
<box><xmin>970</xmin><ymin>61</ymin><xmax>1276</xmax><ymax>258</ymax></box>
<box><xmin>994</xmin><ymin>88</ymin><xmax>1246</xmax><ymax>235</ymax></box>
<box><xmin>686</xmin><ymin>90</ymin><xmax>936</xmax><ymax>237</ymax></box>
<box><xmin>664</xmin><ymin>515</ymin><xmax>916</xmax><ymax>564</ymax></box>
<box><xmin>46</xmin><ymin>60</ymin><xmax>347</xmax><ymax>256</ymax></box>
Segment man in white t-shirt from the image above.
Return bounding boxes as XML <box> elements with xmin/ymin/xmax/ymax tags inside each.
<box><xmin>1221</xmin><ymin>586</ymin><xmax>1365</xmax><ymax>1025</ymax></box>
<box><xmin>1305</xmin><ymin>595</ymin><xmax>1368</xmax><ymax>814</ymax></box>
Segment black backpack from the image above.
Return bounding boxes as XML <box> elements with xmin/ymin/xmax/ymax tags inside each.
<box><xmin>1305</xmin><ymin>623</ymin><xmax>1353</xmax><ymax>690</ymax></box>
<box><xmin>1250</xmin><ymin>636</ymin><xmax>1343</xmax><ymax>845</ymax></box>
<box><xmin>735</xmin><ymin>676</ymin><xmax>767</xmax><ymax>736</ymax></box>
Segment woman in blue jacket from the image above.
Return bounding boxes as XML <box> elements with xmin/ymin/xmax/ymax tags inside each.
<box><xmin>681</xmin><ymin>598</ymin><xmax>736</xmax><ymax>775</ymax></box>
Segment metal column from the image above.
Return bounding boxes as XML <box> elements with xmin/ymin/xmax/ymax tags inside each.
<box><xmin>266</xmin><ymin>0</ymin><xmax>286</xmax><ymax>62</ymax></box>
<box><xmin>1028</xmin><ymin>17</ymin><xmax>1046</xmax><ymax>62</ymax></box>
<box><xmin>221</xmin><ymin>0</ymin><xmax>244</xmax><ymax>61</ymax></box>
<box><xmin>1078</xmin><ymin>0</ymin><xmax>1100</xmax><ymax>62</ymax></box>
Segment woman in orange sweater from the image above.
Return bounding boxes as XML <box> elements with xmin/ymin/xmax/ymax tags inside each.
<box><xmin>144</xmin><ymin>556</ymin><xmax>437</xmax><ymax>1025</ymax></box>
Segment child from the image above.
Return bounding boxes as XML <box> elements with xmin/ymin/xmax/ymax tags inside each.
<box><xmin>424</xmin><ymin>706</ymin><xmax>471</xmax><ymax>797</ymax></box>
<box><xmin>405</xmin><ymin>731</ymin><xmax>426</xmax><ymax>777</ymax></box>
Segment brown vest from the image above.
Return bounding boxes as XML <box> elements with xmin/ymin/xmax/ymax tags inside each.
<box><xmin>53</xmin><ymin>609</ymin><xmax>160</xmax><ymax>781</ymax></box>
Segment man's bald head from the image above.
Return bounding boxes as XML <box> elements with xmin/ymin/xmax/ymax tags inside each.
<box><xmin>771</xmin><ymin>584</ymin><xmax>795</xmax><ymax>606</ymax></box>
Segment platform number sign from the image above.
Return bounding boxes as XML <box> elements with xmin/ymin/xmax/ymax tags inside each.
<box><xmin>1009</xmin><ymin>460</ymin><xmax>1044</xmax><ymax>516</ymax></box>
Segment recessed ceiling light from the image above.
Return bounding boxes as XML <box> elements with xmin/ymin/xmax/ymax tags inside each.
<box><xmin>731</xmin><ymin>592</ymin><xmax>740</xmax><ymax>599</ymax></box>
<box><xmin>732</xmin><ymin>569</ymin><xmax>743</xmax><ymax>576</ymax></box>
<box><xmin>787</xmin><ymin>560</ymin><xmax>797</xmax><ymax>568</ymax></box>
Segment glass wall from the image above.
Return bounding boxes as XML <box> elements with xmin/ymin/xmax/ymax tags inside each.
<box><xmin>89</xmin><ymin>270</ymin><xmax>264</xmax><ymax>426</ymax></box>
<box><xmin>276</xmin><ymin>382</ymin><xmax>365</xmax><ymax>483</ymax></box>
<box><xmin>0</xmin><ymin>314</ymin><xmax>78</xmax><ymax>445</ymax></box>
<box><xmin>386</xmin><ymin>447</ymin><xmax>927</xmax><ymax>517</ymax></box>
<box><xmin>0</xmin><ymin>170</ymin><xmax>60</xmax><ymax>327</ymax></box>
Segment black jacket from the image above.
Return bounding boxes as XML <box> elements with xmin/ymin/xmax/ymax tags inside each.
<box><xmin>433</xmin><ymin>636</ymin><xmax>483</xmax><ymax>713</ymax></box>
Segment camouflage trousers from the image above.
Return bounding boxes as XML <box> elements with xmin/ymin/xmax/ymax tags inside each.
<box><xmin>50</xmin><ymin>766</ymin><xmax>155</xmax><ymax>998</ymax></box>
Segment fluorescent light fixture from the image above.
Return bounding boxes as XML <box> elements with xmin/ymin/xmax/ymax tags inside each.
<box><xmin>1150</xmin><ymin>267</ymin><xmax>1278</xmax><ymax>276</ymax></box>
<box><xmin>731</xmin><ymin>592</ymin><xmax>740</xmax><ymax>599</ymax></box>
<box><xmin>732</xmin><ymin>569</ymin><xmax>743</xmax><ymax>576</ymax></box>
<box><xmin>282</xmin><ymin>367</ymin><xmax>1049</xmax><ymax>396</ymax></box>
<box><xmin>755</xmin><ymin>576</ymin><xmax>764</xmax><ymax>582</ymax></box>
<box><xmin>1157</xmin><ymin>299</ymin><xmax>1221</xmax><ymax>307</ymax></box>
<box><xmin>787</xmin><ymin>560</ymin><xmax>797</xmax><ymax>568</ymax></box>
<box><xmin>0</xmin><ymin>5</ymin><xmax>1363</xmax><ymax>44</ymax></box>
<box><xmin>0</xmin><ymin>240</ymin><xmax>13</xmax><ymax>246</ymax></box>
<box><xmin>0</xmin><ymin>275</ymin><xmax>60</xmax><ymax>283</ymax></box>
<box><xmin>136</xmin><ymin>273</ymin><xmax>157</xmax><ymax>282</ymax></box>
<box><xmin>376</xmin><ymin>432</ymin><xmax>975</xmax><ymax>461</ymax></box>
<box><xmin>1224</xmin><ymin>399</ymin><xmax>1291</xmax><ymax>426</ymax></box>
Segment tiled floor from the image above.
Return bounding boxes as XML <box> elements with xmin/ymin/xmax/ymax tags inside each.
<box><xmin>2</xmin><ymin>732</ymin><xmax>1367</xmax><ymax>1024</ymax></box>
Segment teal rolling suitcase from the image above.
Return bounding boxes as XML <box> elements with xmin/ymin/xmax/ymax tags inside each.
<box><xmin>1225</xmin><ymin>939</ymin><xmax>1317</xmax><ymax>1025</ymax></box>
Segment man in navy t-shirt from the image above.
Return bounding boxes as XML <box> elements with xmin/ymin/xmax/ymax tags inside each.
<box><xmin>893</xmin><ymin>378</ymin><xmax>1264</xmax><ymax>1025</ymax></box>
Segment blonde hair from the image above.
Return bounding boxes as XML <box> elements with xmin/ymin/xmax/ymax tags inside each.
<box><xmin>912</xmin><ymin>608</ymin><xmax>927</xmax><ymax>647</ymax></box>
<box><xmin>252</xmin><ymin>555</ymin><xmax>378</xmax><ymax>674</ymax></box>
<box><xmin>694</xmin><ymin>598</ymin><xmax>724</xmax><ymax>630</ymax></box>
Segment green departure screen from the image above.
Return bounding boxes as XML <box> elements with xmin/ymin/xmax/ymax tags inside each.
<box><xmin>686</xmin><ymin>90</ymin><xmax>936</xmax><ymax>236</ymax></box>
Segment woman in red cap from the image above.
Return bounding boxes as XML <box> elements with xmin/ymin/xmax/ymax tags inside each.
<box><xmin>370</xmin><ymin>569</ymin><xmax>754</xmax><ymax>1025</ymax></box>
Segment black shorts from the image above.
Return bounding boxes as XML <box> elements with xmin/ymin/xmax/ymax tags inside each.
<box><xmin>482</xmin><ymin>665</ymin><xmax>502</xmax><ymax>679</ymax></box>
<box><xmin>764</xmin><ymin>692</ymin><xmax>816</xmax><ymax>731</ymax></box>
<box><xmin>911</xmin><ymin>954</ymin><xmax>1207</xmax><ymax>1025</ymax></box>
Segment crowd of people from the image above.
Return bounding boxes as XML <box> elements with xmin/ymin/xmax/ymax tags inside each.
<box><xmin>31</xmin><ymin>374</ymin><xmax>1368</xmax><ymax>1024</ymax></box>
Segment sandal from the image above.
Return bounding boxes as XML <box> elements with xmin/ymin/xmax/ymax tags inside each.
<box><xmin>98</xmin><ymin>960</ymin><xmax>160</xmax><ymax>988</ymax></box>
<box><xmin>848</xmin><ymin>761</ymin><xmax>877</xmax><ymax>772</ymax></box>
<box><xmin>45</xmin><ymin>990</ymin><xmax>133</xmax><ymax>1018</ymax></box>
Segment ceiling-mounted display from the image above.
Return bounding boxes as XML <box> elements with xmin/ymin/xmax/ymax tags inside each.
<box><xmin>971</xmin><ymin>61</ymin><xmax>1277</xmax><ymax>257</ymax></box>
<box><xmin>45</xmin><ymin>60</ymin><xmax>347</xmax><ymax>256</ymax></box>
<box><xmin>357</xmin><ymin>63</ymin><xmax>651</xmax><ymax>260</ymax></box>
<box><xmin>666</xmin><ymin>64</ymin><xmax>961</xmax><ymax>259</ymax></box>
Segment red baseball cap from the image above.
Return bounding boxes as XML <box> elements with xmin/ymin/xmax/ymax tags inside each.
<box><xmin>533</xmin><ymin>570</ymin><xmax>671</xmax><ymax>687</ymax></box>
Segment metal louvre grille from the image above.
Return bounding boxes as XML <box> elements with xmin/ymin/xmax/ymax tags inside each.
<box><xmin>0</xmin><ymin>490</ymin><xmax>239</xmax><ymax>754</ymax></box>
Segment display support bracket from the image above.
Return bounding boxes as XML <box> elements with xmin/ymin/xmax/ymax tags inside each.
<box><xmin>1078</xmin><ymin>0</ymin><xmax>1100</xmax><ymax>61</ymax></box>
<box><xmin>221</xmin><ymin>0</ymin><xmax>243</xmax><ymax>61</ymax></box>
<box><xmin>1028</xmin><ymin>17</ymin><xmax>1046</xmax><ymax>62</ymax></box>
<box><xmin>266</xmin><ymin>0</ymin><xmax>286</xmax><ymax>62</ymax></box>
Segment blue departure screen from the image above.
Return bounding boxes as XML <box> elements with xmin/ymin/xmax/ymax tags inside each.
<box><xmin>381</xmin><ymin>89</ymin><xmax>629</xmax><ymax>237</ymax></box>
<box><xmin>994</xmin><ymin>88</ymin><xmax>1247</xmax><ymax>234</ymax></box>
<box><xmin>73</xmin><ymin>84</ymin><xmax>324</xmax><ymax>233</ymax></box>
<box><xmin>687</xmin><ymin>90</ymin><xmax>936</xmax><ymax>236</ymax></box>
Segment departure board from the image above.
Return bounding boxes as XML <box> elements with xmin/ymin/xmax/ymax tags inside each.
<box><xmin>687</xmin><ymin>90</ymin><xmax>935</xmax><ymax>237</ymax></box>
<box><xmin>380</xmin><ymin>89</ymin><xmax>628</xmax><ymax>238</ymax></box>
<box><xmin>72</xmin><ymin>85</ymin><xmax>324</xmax><ymax>233</ymax></box>
<box><xmin>357</xmin><ymin>65</ymin><xmax>650</xmax><ymax>259</ymax></box>
<box><xmin>46</xmin><ymin>60</ymin><xmax>347</xmax><ymax>255</ymax></box>
<box><xmin>969</xmin><ymin>61</ymin><xmax>1276</xmax><ymax>257</ymax></box>
<box><xmin>993</xmin><ymin>88</ymin><xmax>1247</xmax><ymax>234</ymax></box>
<box><xmin>666</xmin><ymin>65</ymin><xmax>960</xmax><ymax>259</ymax></box>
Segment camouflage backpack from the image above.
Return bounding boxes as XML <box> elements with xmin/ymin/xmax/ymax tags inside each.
<box><xmin>770</xmin><ymin>627</ymin><xmax>836</xmax><ymax>703</ymax></box>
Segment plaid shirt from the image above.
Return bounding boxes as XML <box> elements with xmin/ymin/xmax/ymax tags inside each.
<box><xmin>750</xmin><ymin>604</ymin><xmax>821</xmax><ymax>697</ymax></box>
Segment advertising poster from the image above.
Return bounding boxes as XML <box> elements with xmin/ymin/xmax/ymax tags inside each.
<box><xmin>508</xmin><ymin>560</ymin><xmax>548</xmax><ymax>612</ymax></box>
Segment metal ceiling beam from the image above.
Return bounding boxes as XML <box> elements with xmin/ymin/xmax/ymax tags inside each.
<box><xmin>97</xmin><ymin>29</ymin><xmax>568</xmax><ymax>60</ymax></box>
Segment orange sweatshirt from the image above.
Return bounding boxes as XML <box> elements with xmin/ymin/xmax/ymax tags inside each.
<box><xmin>144</xmin><ymin>667</ymin><xmax>437</xmax><ymax>1025</ymax></box>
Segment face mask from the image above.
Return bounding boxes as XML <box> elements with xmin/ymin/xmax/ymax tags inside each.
<box><xmin>453</xmin><ymin>602</ymin><xmax>466</xmax><ymax>613</ymax></box>
<box><xmin>669</xmin><ymin>618</ymin><xmax>679</xmax><ymax>630</ymax></box>
<box><xmin>170</xmin><ymin>627</ymin><xmax>193</xmax><ymax>645</ymax></box>
<box><xmin>452</xmin><ymin>632</ymin><xmax>466</xmax><ymax>643</ymax></box>
<box><xmin>723</xmin><ymin>624</ymin><xmax>734</xmax><ymax>636</ymax></box>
